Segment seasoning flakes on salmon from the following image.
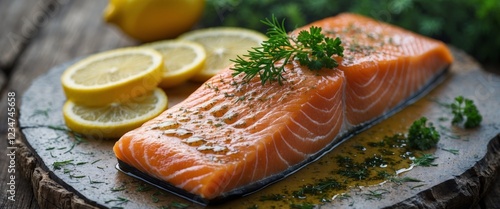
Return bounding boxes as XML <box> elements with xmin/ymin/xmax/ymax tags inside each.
<box><xmin>113</xmin><ymin>13</ymin><xmax>453</xmax><ymax>204</ymax></box>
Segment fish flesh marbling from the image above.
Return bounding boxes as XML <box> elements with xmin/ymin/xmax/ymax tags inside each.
<box><xmin>113</xmin><ymin>13</ymin><xmax>453</xmax><ymax>204</ymax></box>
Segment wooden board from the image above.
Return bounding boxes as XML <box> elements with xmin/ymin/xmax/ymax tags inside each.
<box><xmin>18</xmin><ymin>48</ymin><xmax>500</xmax><ymax>209</ymax></box>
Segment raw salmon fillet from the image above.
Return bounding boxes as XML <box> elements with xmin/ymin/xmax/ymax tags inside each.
<box><xmin>114</xmin><ymin>13</ymin><xmax>453</xmax><ymax>202</ymax></box>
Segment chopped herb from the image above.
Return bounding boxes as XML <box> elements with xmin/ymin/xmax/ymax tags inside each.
<box><xmin>48</xmin><ymin>125</ymin><xmax>70</xmax><ymax>131</ymax></box>
<box><xmin>151</xmin><ymin>195</ymin><xmax>160</xmax><ymax>203</ymax></box>
<box><xmin>53</xmin><ymin>160</ymin><xmax>74</xmax><ymax>170</ymax></box>
<box><xmin>290</xmin><ymin>202</ymin><xmax>315</xmax><ymax>209</ymax></box>
<box><xmin>31</xmin><ymin>109</ymin><xmax>50</xmax><ymax>118</ymax></box>
<box><xmin>260</xmin><ymin>193</ymin><xmax>285</xmax><ymax>201</ymax></box>
<box><xmin>337</xmin><ymin>166</ymin><xmax>369</xmax><ymax>180</ymax></box>
<box><xmin>364</xmin><ymin>154</ymin><xmax>387</xmax><ymax>167</ymax></box>
<box><xmin>450</xmin><ymin>96</ymin><xmax>482</xmax><ymax>128</ymax></box>
<box><xmin>64</xmin><ymin>143</ymin><xmax>77</xmax><ymax>154</ymax></box>
<box><xmin>337</xmin><ymin>193</ymin><xmax>352</xmax><ymax>201</ymax></box>
<box><xmin>91</xmin><ymin>159</ymin><xmax>102</xmax><ymax>164</ymax></box>
<box><xmin>441</xmin><ymin>148</ymin><xmax>459</xmax><ymax>155</ymax></box>
<box><xmin>376</xmin><ymin>170</ymin><xmax>392</xmax><ymax>180</ymax></box>
<box><xmin>389</xmin><ymin>176</ymin><xmax>423</xmax><ymax>185</ymax></box>
<box><xmin>76</xmin><ymin>162</ymin><xmax>88</xmax><ymax>166</ymax></box>
<box><xmin>169</xmin><ymin>202</ymin><xmax>189</xmax><ymax>208</ymax></box>
<box><xmin>73</xmin><ymin>133</ymin><xmax>87</xmax><ymax>144</ymax></box>
<box><xmin>235</xmin><ymin>95</ymin><xmax>246</xmax><ymax>102</ymax></box>
<box><xmin>136</xmin><ymin>184</ymin><xmax>152</xmax><ymax>192</ymax></box>
<box><xmin>407</xmin><ymin>117</ymin><xmax>440</xmax><ymax>150</ymax></box>
<box><xmin>105</xmin><ymin>197</ymin><xmax>129</xmax><ymax>205</ymax></box>
<box><xmin>231</xmin><ymin>15</ymin><xmax>344</xmax><ymax>85</ymax></box>
<box><xmin>412</xmin><ymin>153</ymin><xmax>438</xmax><ymax>167</ymax></box>
<box><xmin>363</xmin><ymin>189</ymin><xmax>389</xmax><ymax>200</ymax></box>
<box><xmin>293</xmin><ymin>177</ymin><xmax>344</xmax><ymax>199</ymax></box>
<box><xmin>438</xmin><ymin>117</ymin><xmax>448</xmax><ymax>122</ymax></box>
<box><xmin>410</xmin><ymin>184</ymin><xmax>426</xmax><ymax>190</ymax></box>
<box><xmin>45</xmin><ymin>147</ymin><xmax>55</xmax><ymax>151</ymax></box>
<box><xmin>88</xmin><ymin>176</ymin><xmax>104</xmax><ymax>184</ymax></box>
<box><xmin>69</xmin><ymin>174</ymin><xmax>86</xmax><ymax>179</ymax></box>
<box><xmin>111</xmin><ymin>186</ymin><xmax>126</xmax><ymax>192</ymax></box>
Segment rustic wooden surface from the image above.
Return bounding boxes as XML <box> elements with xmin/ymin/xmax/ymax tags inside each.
<box><xmin>1</xmin><ymin>0</ymin><xmax>499</xmax><ymax>209</ymax></box>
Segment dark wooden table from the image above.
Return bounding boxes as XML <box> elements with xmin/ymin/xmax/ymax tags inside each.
<box><xmin>1</xmin><ymin>1</ymin><xmax>499</xmax><ymax>208</ymax></box>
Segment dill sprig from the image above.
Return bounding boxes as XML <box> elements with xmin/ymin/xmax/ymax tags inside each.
<box><xmin>231</xmin><ymin>15</ymin><xmax>344</xmax><ymax>85</ymax></box>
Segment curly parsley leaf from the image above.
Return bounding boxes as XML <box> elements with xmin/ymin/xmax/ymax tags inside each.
<box><xmin>407</xmin><ymin>117</ymin><xmax>440</xmax><ymax>150</ymax></box>
<box><xmin>450</xmin><ymin>96</ymin><xmax>482</xmax><ymax>128</ymax></box>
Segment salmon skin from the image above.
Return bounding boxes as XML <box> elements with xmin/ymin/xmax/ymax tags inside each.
<box><xmin>114</xmin><ymin>13</ymin><xmax>453</xmax><ymax>205</ymax></box>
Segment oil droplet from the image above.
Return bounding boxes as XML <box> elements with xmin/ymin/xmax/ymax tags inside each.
<box><xmin>151</xmin><ymin>120</ymin><xmax>179</xmax><ymax>130</ymax></box>
<box><xmin>197</xmin><ymin>144</ymin><xmax>228</xmax><ymax>154</ymax></box>
<box><xmin>162</xmin><ymin>128</ymin><xmax>193</xmax><ymax>139</ymax></box>
<box><xmin>197</xmin><ymin>144</ymin><xmax>213</xmax><ymax>151</ymax></box>
<box><xmin>183</xmin><ymin>136</ymin><xmax>206</xmax><ymax>146</ymax></box>
<box><xmin>213</xmin><ymin>145</ymin><xmax>227</xmax><ymax>152</ymax></box>
<box><xmin>177</xmin><ymin>116</ymin><xmax>191</xmax><ymax>122</ymax></box>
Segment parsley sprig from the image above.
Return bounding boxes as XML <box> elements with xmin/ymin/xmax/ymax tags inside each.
<box><xmin>231</xmin><ymin>15</ymin><xmax>344</xmax><ymax>85</ymax></box>
<box><xmin>407</xmin><ymin>117</ymin><xmax>440</xmax><ymax>150</ymax></box>
<box><xmin>450</xmin><ymin>96</ymin><xmax>482</xmax><ymax>128</ymax></box>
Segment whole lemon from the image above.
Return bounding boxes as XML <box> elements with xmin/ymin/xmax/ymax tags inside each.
<box><xmin>104</xmin><ymin>0</ymin><xmax>205</xmax><ymax>42</ymax></box>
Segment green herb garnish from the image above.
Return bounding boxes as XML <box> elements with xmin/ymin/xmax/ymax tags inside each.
<box><xmin>169</xmin><ymin>202</ymin><xmax>190</xmax><ymax>209</ymax></box>
<box><xmin>407</xmin><ymin>117</ymin><xmax>440</xmax><ymax>150</ymax></box>
<box><xmin>260</xmin><ymin>193</ymin><xmax>285</xmax><ymax>201</ymax></box>
<box><xmin>290</xmin><ymin>202</ymin><xmax>315</xmax><ymax>209</ymax></box>
<box><xmin>412</xmin><ymin>153</ymin><xmax>438</xmax><ymax>167</ymax></box>
<box><xmin>441</xmin><ymin>148</ymin><xmax>459</xmax><ymax>155</ymax></box>
<box><xmin>450</xmin><ymin>96</ymin><xmax>482</xmax><ymax>128</ymax></box>
<box><xmin>69</xmin><ymin>174</ymin><xmax>86</xmax><ymax>179</ymax></box>
<box><xmin>389</xmin><ymin>176</ymin><xmax>423</xmax><ymax>185</ymax></box>
<box><xmin>111</xmin><ymin>186</ymin><xmax>126</xmax><ymax>192</ymax></box>
<box><xmin>231</xmin><ymin>15</ymin><xmax>344</xmax><ymax>85</ymax></box>
<box><xmin>363</xmin><ymin>189</ymin><xmax>389</xmax><ymax>200</ymax></box>
<box><xmin>105</xmin><ymin>197</ymin><xmax>129</xmax><ymax>205</ymax></box>
<box><xmin>53</xmin><ymin>160</ymin><xmax>74</xmax><ymax>170</ymax></box>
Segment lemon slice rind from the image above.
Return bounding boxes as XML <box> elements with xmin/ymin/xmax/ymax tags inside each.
<box><xmin>63</xmin><ymin>88</ymin><xmax>168</xmax><ymax>139</ymax></box>
<box><xmin>61</xmin><ymin>47</ymin><xmax>163</xmax><ymax>106</ymax></box>
<box><xmin>179</xmin><ymin>27</ymin><xmax>268</xmax><ymax>82</ymax></box>
<box><xmin>143</xmin><ymin>40</ymin><xmax>206</xmax><ymax>88</ymax></box>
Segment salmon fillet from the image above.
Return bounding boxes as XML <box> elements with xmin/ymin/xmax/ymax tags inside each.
<box><xmin>113</xmin><ymin>13</ymin><xmax>453</xmax><ymax>202</ymax></box>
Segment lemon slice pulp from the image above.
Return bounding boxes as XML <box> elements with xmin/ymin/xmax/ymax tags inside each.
<box><xmin>63</xmin><ymin>88</ymin><xmax>168</xmax><ymax>139</ymax></box>
<box><xmin>143</xmin><ymin>40</ymin><xmax>206</xmax><ymax>88</ymax></box>
<box><xmin>61</xmin><ymin>47</ymin><xmax>163</xmax><ymax>106</ymax></box>
<box><xmin>179</xmin><ymin>27</ymin><xmax>267</xmax><ymax>82</ymax></box>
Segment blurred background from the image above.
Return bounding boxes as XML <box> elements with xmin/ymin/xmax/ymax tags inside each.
<box><xmin>201</xmin><ymin>0</ymin><xmax>500</xmax><ymax>66</ymax></box>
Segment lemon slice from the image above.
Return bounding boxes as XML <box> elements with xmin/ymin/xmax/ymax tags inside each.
<box><xmin>143</xmin><ymin>40</ymin><xmax>206</xmax><ymax>88</ymax></box>
<box><xmin>61</xmin><ymin>47</ymin><xmax>163</xmax><ymax>106</ymax></box>
<box><xmin>179</xmin><ymin>27</ymin><xmax>267</xmax><ymax>82</ymax></box>
<box><xmin>63</xmin><ymin>88</ymin><xmax>168</xmax><ymax>139</ymax></box>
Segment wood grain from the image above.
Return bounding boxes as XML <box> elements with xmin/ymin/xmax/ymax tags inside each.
<box><xmin>0</xmin><ymin>1</ymin><xmax>133</xmax><ymax>208</ymax></box>
<box><xmin>0</xmin><ymin>0</ymin><xmax>58</xmax><ymax>73</ymax></box>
